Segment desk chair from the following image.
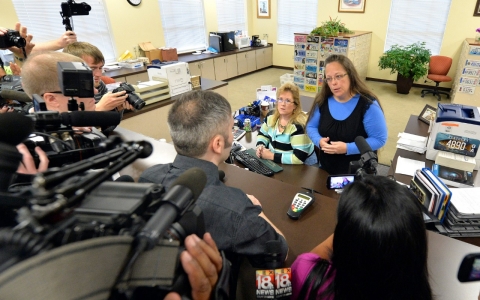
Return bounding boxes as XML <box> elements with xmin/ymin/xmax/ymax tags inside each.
<box><xmin>421</xmin><ymin>55</ymin><xmax>452</xmax><ymax>101</ymax></box>
<box><xmin>101</xmin><ymin>75</ymin><xmax>116</xmax><ymax>84</ymax></box>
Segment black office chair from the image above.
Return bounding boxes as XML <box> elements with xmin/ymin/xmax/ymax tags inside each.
<box><xmin>421</xmin><ymin>55</ymin><xmax>452</xmax><ymax>101</ymax></box>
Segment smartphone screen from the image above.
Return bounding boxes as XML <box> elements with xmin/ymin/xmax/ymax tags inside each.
<box><xmin>327</xmin><ymin>175</ymin><xmax>355</xmax><ymax>189</ymax></box>
<box><xmin>458</xmin><ymin>253</ymin><xmax>480</xmax><ymax>282</ymax></box>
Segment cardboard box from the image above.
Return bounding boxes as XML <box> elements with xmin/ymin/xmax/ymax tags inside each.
<box><xmin>139</xmin><ymin>42</ymin><xmax>162</xmax><ymax>62</ymax></box>
<box><xmin>160</xmin><ymin>48</ymin><xmax>178</xmax><ymax>61</ymax></box>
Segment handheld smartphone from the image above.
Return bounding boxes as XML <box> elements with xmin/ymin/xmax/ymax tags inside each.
<box><xmin>326</xmin><ymin>175</ymin><xmax>355</xmax><ymax>190</ymax></box>
<box><xmin>458</xmin><ymin>253</ymin><xmax>480</xmax><ymax>282</ymax></box>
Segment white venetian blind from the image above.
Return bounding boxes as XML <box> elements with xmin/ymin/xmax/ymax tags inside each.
<box><xmin>216</xmin><ymin>0</ymin><xmax>246</xmax><ymax>33</ymax></box>
<box><xmin>158</xmin><ymin>0</ymin><xmax>207</xmax><ymax>53</ymax></box>
<box><xmin>385</xmin><ymin>0</ymin><xmax>451</xmax><ymax>55</ymax></box>
<box><xmin>12</xmin><ymin>0</ymin><xmax>117</xmax><ymax>63</ymax></box>
<box><xmin>277</xmin><ymin>0</ymin><xmax>318</xmax><ymax>45</ymax></box>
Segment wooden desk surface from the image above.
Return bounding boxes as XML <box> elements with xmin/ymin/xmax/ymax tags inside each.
<box><xmin>219</xmin><ymin>163</ymin><xmax>337</xmax><ymax>266</ymax></box>
<box><xmin>230</xmin><ymin>130</ymin><xmax>339</xmax><ymax>199</ymax></box>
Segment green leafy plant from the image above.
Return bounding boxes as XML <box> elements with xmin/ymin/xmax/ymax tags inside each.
<box><xmin>310</xmin><ymin>17</ymin><xmax>353</xmax><ymax>37</ymax></box>
<box><xmin>378</xmin><ymin>42</ymin><xmax>431</xmax><ymax>81</ymax></box>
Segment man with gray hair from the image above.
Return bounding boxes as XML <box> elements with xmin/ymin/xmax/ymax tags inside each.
<box><xmin>139</xmin><ymin>90</ymin><xmax>288</xmax><ymax>268</ymax></box>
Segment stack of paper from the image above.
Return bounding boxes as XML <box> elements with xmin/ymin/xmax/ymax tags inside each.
<box><xmin>397</xmin><ymin>132</ymin><xmax>428</xmax><ymax>153</ymax></box>
<box><xmin>450</xmin><ymin>188</ymin><xmax>480</xmax><ymax>215</ymax></box>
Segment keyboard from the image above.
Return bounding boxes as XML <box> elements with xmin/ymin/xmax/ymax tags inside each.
<box><xmin>233</xmin><ymin>129</ymin><xmax>246</xmax><ymax>141</ymax></box>
<box><xmin>232</xmin><ymin>150</ymin><xmax>274</xmax><ymax>177</ymax></box>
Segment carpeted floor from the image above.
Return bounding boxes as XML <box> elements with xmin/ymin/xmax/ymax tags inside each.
<box><xmin>225</xmin><ymin>67</ymin><xmax>448</xmax><ymax>166</ymax></box>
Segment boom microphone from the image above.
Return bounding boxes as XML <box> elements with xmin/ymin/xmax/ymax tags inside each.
<box><xmin>0</xmin><ymin>90</ymin><xmax>32</xmax><ymax>103</ymax></box>
<box><xmin>29</xmin><ymin>111</ymin><xmax>121</xmax><ymax>129</ymax></box>
<box><xmin>137</xmin><ymin>167</ymin><xmax>207</xmax><ymax>250</ymax></box>
<box><xmin>354</xmin><ymin>136</ymin><xmax>373</xmax><ymax>154</ymax></box>
<box><xmin>0</xmin><ymin>113</ymin><xmax>34</xmax><ymax>146</ymax></box>
<box><xmin>61</xmin><ymin>111</ymin><xmax>121</xmax><ymax>127</ymax></box>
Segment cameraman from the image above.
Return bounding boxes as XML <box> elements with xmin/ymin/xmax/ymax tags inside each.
<box><xmin>63</xmin><ymin>42</ymin><xmax>133</xmax><ymax>133</ymax></box>
<box><xmin>21</xmin><ymin>51</ymin><xmax>96</xmax><ymax>114</ymax></box>
<box><xmin>63</xmin><ymin>42</ymin><xmax>131</xmax><ymax>111</ymax></box>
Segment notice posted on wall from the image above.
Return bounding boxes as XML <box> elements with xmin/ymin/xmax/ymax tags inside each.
<box><xmin>469</xmin><ymin>46</ymin><xmax>480</xmax><ymax>56</ymax></box>
<box><xmin>459</xmin><ymin>76</ymin><xmax>479</xmax><ymax>86</ymax></box>
<box><xmin>458</xmin><ymin>85</ymin><xmax>476</xmax><ymax>94</ymax></box>
<box><xmin>465</xmin><ymin>59</ymin><xmax>480</xmax><ymax>68</ymax></box>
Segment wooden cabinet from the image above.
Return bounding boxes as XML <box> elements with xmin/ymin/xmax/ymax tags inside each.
<box><xmin>236</xmin><ymin>53</ymin><xmax>248</xmax><ymax>75</ymax></box>
<box><xmin>214</xmin><ymin>54</ymin><xmax>238</xmax><ymax>81</ymax></box>
<box><xmin>188</xmin><ymin>59</ymin><xmax>215</xmax><ymax>80</ymax></box>
<box><xmin>293</xmin><ymin>31</ymin><xmax>372</xmax><ymax>93</ymax></box>
<box><xmin>124</xmin><ymin>72</ymin><xmax>149</xmax><ymax>84</ymax></box>
<box><xmin>255</xmin><ymin>47</ymin><xmax>273</xmax><ymax>69</ymax></box>
<box><xmin>246</xmin><ymin>51</ymin><xmax>257</xmax><ymax>73</ymax></box>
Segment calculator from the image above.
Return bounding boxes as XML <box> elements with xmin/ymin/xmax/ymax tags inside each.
<box><xmin>287</xmin><ymin>190</ymin><xmax>315</xmax><ymax>220</ymax></box>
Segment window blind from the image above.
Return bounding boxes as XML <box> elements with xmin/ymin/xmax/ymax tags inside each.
<box><xmin>12</xmin><ymin>0</ymin><xmax>117</xmax><ymax>63</ymax></box>
<box><xmin>277</xmin><ymin>0</ymin><xmax>318</xmax><ymax>45</ymax></box>
<box><xmin>216</xmin><ymin>0</ymin><xmax>246</xmax><ymax>33</ymax></box>
<box><xmin>158</xmin><ymin>0</ymin><xmax>207</xmax><ymax>53</ymax></box>
<box><xmin>385</xmin><ymin>0</ymin><xmax>451</xmax><ymax>55</ymax></box>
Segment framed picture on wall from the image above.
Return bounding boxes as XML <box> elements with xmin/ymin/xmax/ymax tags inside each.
<box><xmin>257</xmin><ymin>0</ymin><xmax>271</xmax><ymax>19</ymax></box>
<box><xmin>474</xmin><ymin>0</ymin><xmax>480</xmax><ymax>16</ymax></box>
<box><xmin>418</xmin><ymin>104</ymin><xmax>437</xmax><ymax>124</ymax></box>
<box><xmin>338</xmin><ymin>0</ymin><xmax>366</xmax><ymax>13</ymax></box>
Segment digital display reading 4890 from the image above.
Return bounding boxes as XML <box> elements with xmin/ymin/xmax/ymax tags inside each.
<box><xmin>433</xmin><ymin>133</ymin><xmax>480</xmax><ymax>157</ymax></box>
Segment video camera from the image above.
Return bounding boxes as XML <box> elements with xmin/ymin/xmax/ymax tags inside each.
<box><xmin>60</xmin><ymin>0</ymin><xmax>91</xmax><ymax>31</ymax></box>
<box><xmin>0</xmin><ymin>113</ymin><xmax>229</xmax><ymax>298</ymax></box>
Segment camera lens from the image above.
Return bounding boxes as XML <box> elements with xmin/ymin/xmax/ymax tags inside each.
<box><xmin>11</xmin><ymin>36</ymin><xmax>26</xmax><ymax>48</ymax></box>
<box><xmin>126</xmin><ymin>93</ymin><xmax>146</xmax><ymax>110</ymax></box>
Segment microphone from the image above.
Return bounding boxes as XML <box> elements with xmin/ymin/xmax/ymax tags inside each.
<box><xmin>61</xmin><ymin>111</ymin><xmax>121</xmax><ymax>127</ymax></box>
<box><xmin>0</xmin><ymin>90</ymin><xmax>32</xmax><ymax>103</ymax></box>
<box><xmin>115</xmin><ymin>175</ymin><xmax>135</xmax><ymax>182</ymax></box>
<box><xmin>136</xmin><ymin>167</ymin><xmax>207</xmax><ymax>250</ymax></box>
<box><xmin>219</xmin><ymin>170</ymin><xmax>225</xmax><ymax>181</ymax></box>
<box><xmin>0</xmin><ymin>114</ymin><xmax>34</xmax><ymax>191</ymax></box>
<box><xmin>29</xmin><ymin>111</ymin><xmax>121</xmax><ymax>129</ymax></box>
<box><xmin>354</xmin><ymin>136</ymin><xmax>378</xmax><ymax>173</ymax></box>
<box><xmin>0</xmin><ymin>113</ymin><xmax>34</xmax><ymax>146</ymax></box>
<box><xmin>256</xmin><ymin>241</ymin><xmax>292</xmax><ymax>299</ymax></box>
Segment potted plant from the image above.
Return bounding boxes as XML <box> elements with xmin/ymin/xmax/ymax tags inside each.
<box><xmin>310</xmin><ymin>17</ymin><xmax>353</xmax><ymax>37</ymax></box>
<box><xmin>378</xmin><ymin>42</ymin><xmax>431</xmax><ymax>94</ymax></box>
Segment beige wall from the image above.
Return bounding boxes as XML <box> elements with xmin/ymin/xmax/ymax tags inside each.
<box><xmin>1</xmin><ymin>0</ymin><xmax>479</xmax><ymax>86</ymax></box>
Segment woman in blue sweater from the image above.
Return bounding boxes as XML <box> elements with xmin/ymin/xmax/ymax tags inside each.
<box><xmin>256</xmin><ymin>82</ymin><xmax>316</xmax><ymax>165</ymax></box>
<box><xmin>306</xmin><ymin>54</ymin><xmax>387</xmax><ymax>174</ymax></box>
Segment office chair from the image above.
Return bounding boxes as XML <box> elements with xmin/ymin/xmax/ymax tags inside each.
<box><xmin>100</xmin><ymin>75</ymin><xmax>116</xmax><ymax>84</ymax></box>
<box><xmin>421</xmin><ymin>55</ymin><xmax>452</xmax><ymax>101</ymax></box>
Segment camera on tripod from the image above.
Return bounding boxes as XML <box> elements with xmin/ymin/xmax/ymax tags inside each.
<box><xmin>60</xmin><ymin>0</ymin><xmax>91</xmax><ymax>31</ymax></box>
<box><xmin>0</xmin><ymin>30</ymin><xmax>26</xmax><ymax>49</ymax></box>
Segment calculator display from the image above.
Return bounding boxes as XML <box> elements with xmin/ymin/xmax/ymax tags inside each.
<box><xmin>297</xmin><ymin>194</ymin><xmax>311</xmax><ymax>201</ymax></box>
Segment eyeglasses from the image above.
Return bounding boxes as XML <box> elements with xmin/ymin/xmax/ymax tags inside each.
<box><xmin>40</xmin><ymin>91</ymin><xmax>63</xmax><ymax>96</ymax></box>
<box><xmin>277</xmin><ymin>98</ymin><xmax>294</xmax><ymax>105</ymax></box>
<box><xmin>325</xmin><ymin>73</ymin><xmax>348</xmax><ymax>83</ymax></box>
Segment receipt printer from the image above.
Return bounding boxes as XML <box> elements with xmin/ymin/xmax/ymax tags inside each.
<box><xmin>426</xmin><ymin>103</ymin><xmax>480</xmax><ymax>170</ymax></box>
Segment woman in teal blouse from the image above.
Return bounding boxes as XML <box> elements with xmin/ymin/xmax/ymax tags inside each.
<box><xmin>255</xmin><ymin>82</ymin><xmax>317</xmax><ymax>165</ymax></box>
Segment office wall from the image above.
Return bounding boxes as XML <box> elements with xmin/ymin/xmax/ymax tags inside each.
<box><xmin>1</xmin><ymin>0</ymin><xmax>479</xmax><ymax>85</ymax></box>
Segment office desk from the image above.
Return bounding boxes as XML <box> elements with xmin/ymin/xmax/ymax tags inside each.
<box><xmin>228</xmin><ymin>129</ymin><xmax>339</xmax><ymax>199</ymax></box>
<box><xmin>388</xmin><ymin>115</ymin><xmax>480</xmax><ymax>248</ymax></box>
<box><xmin>221</xmin><ymin>159</ymin><xmax>480</xmax><ymax>300</ymax></box>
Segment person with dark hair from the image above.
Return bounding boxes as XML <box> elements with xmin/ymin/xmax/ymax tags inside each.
<box><xmin>291</xmin><ymin>176</ymin><xmax>432</xmax><ymax>300</ymax></box>
<box><xmin>306</xmin><ymin>54</ymin><xmax>387</xmax><ymax>175</ymax></box>
<box><xmin>256</xmin><ymin>82</ymin><xmax>316</xmax><ymax>165</ymax></box>
<box><xmin>139</xmin><ymin>90</ymin><xmax>287</xmax><ymax>272</ymax></box>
